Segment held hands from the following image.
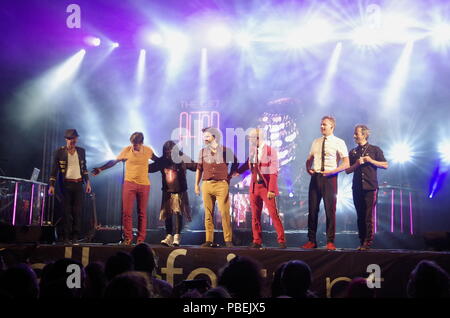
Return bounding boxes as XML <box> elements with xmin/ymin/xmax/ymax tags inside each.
<box><xmin>91</xmin><ymin>168</ymin><xmax>101</xmax><ymax>176</ymax></box>
<box><xmin>267</xmin><ymin>191</ymin><xmax>276</xmax><ymax>200</ymax></box>
<box><xmin>85</xmin><ymin>183</ymin><xmax>92</xmax><ymax>194</ymax></box>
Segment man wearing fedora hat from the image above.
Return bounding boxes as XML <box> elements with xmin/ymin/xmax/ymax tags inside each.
<box><xmin>49</xmin><ymin>129</ymin><xmax>92</xmax><ymax>244</ymax></box>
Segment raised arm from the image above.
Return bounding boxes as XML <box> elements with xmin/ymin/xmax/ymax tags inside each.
<box><xmin>91</xmin><ymin>159</ymin><xmax>122</xmax><ymax>176</ymax></box>
<box><xmin>149</xmin><ymin>159</ymin><xmax>162</xmax><ymax>173</ymax></box>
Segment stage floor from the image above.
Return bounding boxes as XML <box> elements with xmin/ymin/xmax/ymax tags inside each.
<box><xmin>1</xmin><ymin>242</ymin><xmax>449</xmax><ymax>298</ymax></box>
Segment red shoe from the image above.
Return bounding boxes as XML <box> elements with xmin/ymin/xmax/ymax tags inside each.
<box><xmin>326</xmin><ymin>242</ymin><xmax>336</xmax><ymax>251</ymax></box>
<box><xmin>301</xmin><ymin>241</ymin><xmax>317</xmax><ymax>249</ymax></box>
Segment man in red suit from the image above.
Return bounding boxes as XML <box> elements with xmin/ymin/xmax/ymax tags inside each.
<box><xmin>237</xmin><ymin>128</ymin><xmax>286</xmax><ymax>249</ymax></box>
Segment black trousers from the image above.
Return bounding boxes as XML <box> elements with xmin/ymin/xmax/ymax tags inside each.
<box><xmin>165</xmin><ymin>213</ymin><xmax>183</xmax><ymax>235</ymax></box>
<box><xmin>307</xmin><ymin>173</ymin><xmax>337</xmax><ymax>243</ymax></box>
<box><xmin>62</xmin><ymin>181</ymin><xmax>84</xmax><ymax>240</ymax></box>
<box><xmin>352</xmin><ymin>188</ymin><xmax>378</xmax><ymax>245</ymax></box>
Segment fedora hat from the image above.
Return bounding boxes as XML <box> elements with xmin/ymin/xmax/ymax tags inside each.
<box><xmin>64</xmin><ymin>129</ymin><xmax>79</xmax><ymax>139</ymax></box>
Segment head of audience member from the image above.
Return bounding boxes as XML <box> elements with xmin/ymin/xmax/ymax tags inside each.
<box><xmin>407</xmin><ymin>260</ymin><xmax>450</xmax><ymax>298</ymax></box>
<box><xmin>104</xmin><ymin>271</ymin><xmax>151</xmax><ymax>298</ymax></box>
<box><xmin>83</xmin><ymin>262</ymin><xmax>107</xmax><ymax>298</ymax></box>
<box><xmin>218</xmin><ymin>256</ymin><xmax>264</xmax><ymax>298</ymax></box>
<box><xmin>39</xmin><ymin>258</ymin><xmax>85</xmax><ymax>299</ymax></box>
<box><xmin>203</xmin><ymin>286</ymin><xmax>231</xmax><ymax>298</ymax></box>
<box><xmin>105</xmin><ymin>251</ymin><xmax>134</xmax><ymax>281</ymax></box>
<box><xmin>131</xmin><ymin>243</ymin><xmax>157</xmax><ymax>276</ymax></box>
<box><xmin>0</xmin><ymin>263</ymin><xmax>39</xmax><ymax>299</ymax></box>
<box><xmin>280</xmin><ymin>260</ymin><xmax>314</xmax><ymax>298</ymax></box>
<box><xmin>345</xmin><ymin>277</ymin><xmax>376</xmax><ymax>298</ymax></box>
<box><xmin>271</xmin><ymin>262</ymin><xmax>288</xmax><ymax>298</ymax></box>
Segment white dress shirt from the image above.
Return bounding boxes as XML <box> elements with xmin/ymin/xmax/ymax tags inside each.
<box><xmin>309</xmin><ymin>134</ymin><xmax>348</xmax><ymax>172</ymax></box>
<box><xmin>66</xmin><ymin>151</ymin><xmax>82</xmax><ymax>179</ymax></box>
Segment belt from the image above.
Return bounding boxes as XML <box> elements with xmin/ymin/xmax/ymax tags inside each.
<box><xmin>65</xmin><ymin>178</ymin><xmax>83</xmax><ymax>183</ymax></box>
<box><xmin>204</xmin><ymin>179</ymin><xmax>226</xmax><ymax>183</ymax></box>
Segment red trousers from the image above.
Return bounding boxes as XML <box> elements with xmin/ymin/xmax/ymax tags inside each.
<box><xmin>250</xmin><ymin>183</ymin><xmax>285</xmax><ymax>244</ymax></box>
<box><xmin>122</xmin><ymin>181</ymin><xmax>150</xmax><ymax>241</ymax></box>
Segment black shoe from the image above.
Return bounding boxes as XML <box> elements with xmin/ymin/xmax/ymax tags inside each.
<box><xmin>201</xmin><ymin>241</ymin><xmax>213</xmax><ymax>248</ymax></box>
<box><xmin>225</xmin><ymin>241</ymin><xmax>234</xmax><ymax>248</ymax></box>
<box><xmin>248</xmin><ymin>242</ymin><xmax>262</xmax><ymax>249</ymax></box>
<box><xmin>278</xmin><ymin>242</ymin><xmax>287</xmax><ymax>249</ymax></box>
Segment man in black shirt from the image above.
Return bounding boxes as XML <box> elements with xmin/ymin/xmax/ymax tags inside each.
<box><xmin>346</xmin><ymin>125</ymin><xmax>388</xmax><ymax>250</ymax></box>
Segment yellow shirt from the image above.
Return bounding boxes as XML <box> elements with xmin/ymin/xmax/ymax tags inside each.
<box><xmin>117</xmin><ymin>145</ymin><xmax>153</xmax><ymax>185</ymax></box>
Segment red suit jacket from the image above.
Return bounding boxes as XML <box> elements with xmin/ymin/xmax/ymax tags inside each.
<box><xmin>238</xmin><ymin>144</ymin><xmax>279</xmax><ymax>196</ymax></box>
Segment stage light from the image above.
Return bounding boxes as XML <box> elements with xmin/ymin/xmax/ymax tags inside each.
<box><xmin>111</xmin><ymin>42</ymin><xmax>120</xmax><ymax>48</ymax></box>
<box><xmin>207</xmin><ymin>26</ymin><xmax>232</xmax><ymax>47</ymax></box>
<box><xmin>351</xmin><ymin>25</ymin><xmax>384</xmax><ymax>47</ymax></box>
<box><xmin>304</xmin><ymin>19</ymin><xmax>333</xmax><ymax>44</ymax></box>
<box><xmin>165</xmin><ymin>31</ymin><xmax>189</xmax><ymax>51</ymax></box>
<box><xmin>351</xmin><ymin>11</ymin><xmax>421</xmax><ymax>47</ymax></box>
<box><xmin>288</xmin><ymin>192</ymin><xmax>294</xmax><ymax>198</ymax></box>
<box><xmin>285</xmin><ymin>18</ymin><xmax>333</xmax><ymax>48</ymax></box>
<box><xmin>336</xmin><ymin>174</ymin><xmax>354</xmax><ymax>213</ymax></box>
<box><xmin>236</xmin><ymin>32</ymin><xmax>251</xmax><ymax>48</ymax></box>
<box><xmin>438</xmin><ymin>140</ymin><xmax>450</xmax><ymax>164</ymax></box>
<box><xmin>388</xmin><ymin>142</ymin><xmax>414</xmax><ymax>164</ymax></box>
<box><xmin>85</xmin><ymin>36</ymin><xmax>101</xmax><ymax>47</ymax></box>
<box><xmin>149</xmin><ymin>32</ymin><xmax>163</xmax><ymax>46</ymax></box>
<box><xmin>430</xmin><ymin>23</ymin><xmax>450</xmax><ymax>47</ymax></box>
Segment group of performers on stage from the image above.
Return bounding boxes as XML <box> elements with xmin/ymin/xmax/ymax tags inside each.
<box><xmin>49</xmin><ymin>116</ymin><xmax>388</xmax><ymax>250</ymax></box>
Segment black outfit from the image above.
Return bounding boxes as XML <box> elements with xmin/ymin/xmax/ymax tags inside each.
<box><xmin>49</xmin><ymin>146</ymin><xmax>89</xmax><ymax>241</ymax></box>
<box><xmin>349</xmin><ymin>143</ymin><xmax>386</xmax><ymax>245</ymax></box>
<box><xmin>149</xmin><ymin>155</ymin><xmax>197</xmax><ymax>235</ymax></box>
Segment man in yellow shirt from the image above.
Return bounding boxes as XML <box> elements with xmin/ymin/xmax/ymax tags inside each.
<box><xmin>92</xmin><ymin>132</ymin><xmax>157</xmax><ymax>245</ymax></box>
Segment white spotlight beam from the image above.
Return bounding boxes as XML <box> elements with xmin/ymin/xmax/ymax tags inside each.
<box><xmin>317</xmin><ymin>42</ymin><xmax>343</xmax><ymax>106</ymax></box>
<box><xmin>136</xmin><ymin>49</ymin><xmax>146</xmax><ymax>86</ymax></box>
<box><xmin>382</xmin><ymin>41</ymin><xmax>414</xmax><ymax>109</ymax></box>
<box><xmin>199</xmin><ymin>48</ymin><xmax>209</xmax><ymax>104</ymax></box>
<box><xmin>17</xmin><ymin>49</ymin><xmax>86</xmax><ymax>123</ymax></box>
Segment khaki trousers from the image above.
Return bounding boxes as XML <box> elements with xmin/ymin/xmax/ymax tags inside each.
<box><xmin>202</xmin><ymin>180</ymin><xmax>232</xmax><ymax>242</ymax></box>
